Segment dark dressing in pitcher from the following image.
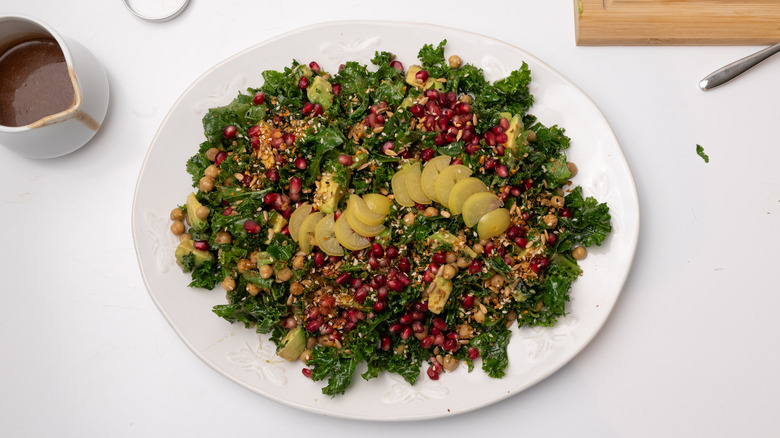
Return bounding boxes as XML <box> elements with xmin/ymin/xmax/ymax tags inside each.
<box><xmin>0</xmin><ymin>37</ymin><xmax>74</xmax><ymax>127</ymax></box>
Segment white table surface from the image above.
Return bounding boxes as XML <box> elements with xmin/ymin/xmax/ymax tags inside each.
<box><xmin>2</xmin><ymin>1</ymin><xmax>779</xmax><ymax>436</ymax></box>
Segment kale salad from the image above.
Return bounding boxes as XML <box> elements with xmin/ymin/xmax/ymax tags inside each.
<box><xmin>168</xmin><ymin>41</ymin><xmax>612</xmax><ymax>396</ymax></box>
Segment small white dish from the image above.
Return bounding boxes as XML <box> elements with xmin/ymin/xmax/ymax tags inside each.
<box><xmin>0</xmin><ymin>14</ymin><xmax>109</xmax><ymax>158</ymax></box>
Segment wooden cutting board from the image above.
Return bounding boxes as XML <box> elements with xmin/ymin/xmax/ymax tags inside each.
<box><xmin>575</xmin><ymin>0</ymin><xmax>780</xmax><ymax>45</ymax></box>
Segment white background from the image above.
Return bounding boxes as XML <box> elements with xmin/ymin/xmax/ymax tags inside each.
<box><xmin>1</xmin><ymin>1</ymin><xmax>779</xmax><ymax>437</ymax></box>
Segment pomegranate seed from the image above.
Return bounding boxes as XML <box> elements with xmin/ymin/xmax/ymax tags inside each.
<box><xmin>484</xmin><ymin>241</ymin><xmax>494</xmax><ymax>256</ymax></box>
<box><xmin>354</xmin><ymin>286</ymin><xmax>368</xmax><ymax>303</ymax></box>
<box><xmin>308</xmin><ymin>61</ymin><xmax>321</xmax><ymax>73</ymax></box>
<box><xmin>368</xmin><ymin>256</ymin><xmax>380</xmax><ymax>269</ymax></box>
<box><xmin>281</xmin><ymin>225</ymin><xmax>290</xmax><ymax>236</ymax></box>
<box><xmin>394</xmin><ymin>259</ymin><xmax>409</xmax><ymax>275</ymax></box>
<box><xmin>390</xmin><ymin>60</ymin><xmax>404</xmax><ymax>71</ymax></box>
<box><xmin>193</xmin><ymin>240</ymin><xmax>209</xmax><ymax>251</ymax></box>
<box><xmin>373</xmin><ymin>274</ymin><xmax>386</xmax><ymax>286</ymax></box>
<box><xmin>427</xmin><ymin>367</ymin><xmax>439</xmax><ymax>380</ymax></box>
<box><xmin>380</xmin><ymin>335</ymin><xmax>392</xmax><ymax>351</ymax></box>
<box><xmin>420</xmin><ymin>335</ymin><xmax>434</xmax><ymax>349</ymax></box>
<box><xmin>504</xmin><ymin>255</ymin><xmax>513</xmax><ymax>265</ymax></box>
<box><xmin>223</xmin><ymin>125</ymin><xmax>237</xmax><ymax>139</ymax></box>
<box><xmin>373</xmin><ymin>301</ymin><xmax>386</xmax><ymax>313</ymax></box>
<box><xmin>381</xmin><ymin>141</ymin><xmax>396</xmax><ymax>155</ymax></box>
<box><xmin>413</xmin><ymin>302</ymin><xmax>428</xmax><ymax>312</ymax></box>
<box><xmin>468</xmin><ymin>260</ymin><xmax>482</xmax><ymax>274</ymax></box>
<box><xmin>510</xmin><ymin>186</ymin><xmax>522</xmax><ymax>197</ymax></box>
<box><xmin>384</xmin><ymin>246</ymin><xmax>398</xmax><ymax>259</ymax></box>
<box><xmin>561</xmin><ymin>208</ymin><xmax>572</xmax><ymax>218</ymax></box>
<box><xmin>412</xmin><ymin>321</ymin><xmax>425</xmax><ymax>333</ymax></box>
<box><xmin>420</xmin><ymin>148</ymin><xmax>435</xmax><ymax>162</ymax></box>
<box><xmin>496</xmin><ymin>144</ymin><xmax>506</xmax><ymax>156</ymax></box>
<box><xmin>430</xmin><ymin>327</ymin><xmax>440</xmax><ymax>336</ymax></box>
<box><xmin>371</xmin><ymin>243</ymin><xmax>384</xmax><ymax>258</ymax></box>
<box><xmin>305</xmin><ymin>319</ymin><xmax>322</xmax><ymax>332</ymax></box>
<box><xmin>410</xmin><ymin>103</ymin><xmax>425</xmax><ymax>118</ymax></box>
<box><xmin>400</xmin><ymin>314</ymin><xmax>413</xmax><ymax>325</ymax></box>
<box><xmin>398</xmin><ymin>273</ymin><xmax>411</xmax><ymax>287</ymax></box>
<box><xmin>289</xmin><ymin>177</ymin><xmax>302</xmax><ymax>195</ymax></box>
<box><xmin>247</xmin><ymin>125</ymin><xmax>262</xmax><ymax>137</ymax></box>
<box><xmin>253</xmin><ymin>92</ymin><xmax>265</xmax><ymax>105</ymax></box>
<box><xmin>298</xmin><ymin>76</ymin><xmax>309</xmax><ymax>89</ymax></box>
<box><xmin>524</xmin><ymin>178</ymin><xmax>534</xmax><ymax>191</ymax></box>
<box><xmin>338</xmin><ymin>154</ymin><xmax>353</xmax><ymax>166</ymax></box>
<box><xmin>424</xmin><ymin>89</ymin><xmax>439</xmax><ymax>100</ymax></box>
<box><xmin>302</xmin><ymin>368</ymin><xmax>312</xmax><ymax>378</ymax></box>
<box><xmin>432</xmin><ymin>317</ymin><xmax>447</xmax><ymax>331</ymax></box>
<box><xmin>495</xmin><ymin>132</ymin><xmax>508</xmax><ymax>145</ymax></box>
<box><xmin>313</xmin><ymin>252</ymin><xmax>325</xmax><ymax>267</ymax></box>
<box><xmin>432</xmin><ymin>252</ymin><xmax>447</xmax><ymax>265</ymax></box>
<box><xmin>376</xmin><ymin>286</ymin><xmax>389</xmax><ymax>301</ymax></box>
<box><xmin>548</xmin><ymin>234</ymin><xmax>558</xmax><ymax>245</ymax></box>
<box><xmin>398</xmin><ymin>149</ymin><xmax>412</xmax><ymax>159</ymax></box>
<box><xmin>484</xmin><ymin>158</ymin><xmax>497</xmax><ymax>170</ymax></box>
<box><xmin>214</xmin><ymin>151</ymin><xmax>228</xmax><ymax>165</ymax></box>
<box><xmin>514</xmin><ymin>237</ymin><xmax>528</xmax><ymax>248</ymax></box>
<box><xmin>335</xmin><ymin>272</ymin><xmax>352</xmax><ymax>285</ymax></box>
<box><xmin>496</xmin><ymin>164</ymin><xmax>509</xmax><ymax>178</ymax></box>
<box><xmin>468</xmin><ymin>347</ymin><xmax>480</xmax><ymax>360</ymax></box>
<box><xmin>443</xmin><ymin>338</ymin><xmax>459</xmax><ymax>352</ymax></box>
<box><xmin>389</xmin><ymin>323</ymin><xmax>404</xmax><ymax>333</ymax></box>
<box><xmin>294</xmin><ymin>156</ymin><xmax>308</xmax><ymax>170</ymax></box>
<box><xmin>415</xmin><ymin>69</ymin><xmax>429</xmax><ymax>83</ymax></box>
<box><xmin>462</xmin><ymin>294</ymin><xmax>475</xmax><ymax>309</ymax></box>
<box><xmin>265</xmin><ymin>168</ymin><xmax>279</xmax><ymax>182</ymax></box>
<box><xmin>483</xmin><ymin>131</ymin><xmax>496</xmax><ymax>146</ymax></box>
<box><xmin>243</xmin><ymin>220</ymin><xmax>261</xmax><ymax>234</ymax></box>
<box><xmin>434</xmin><ymin>333</ymin><xmax>445</xmax><ymax>346</ymax></box>
<box><xmin>263</xmin><ymin>192</ymin><xmax>278</xmax><ymax>205</ymax></box>
<box><xmin>456</xmin><ymin>102</ymin><xmax>472</xmax><ymax>115</ymax></box>
<box><xmin>400</xmin><ymin>325</ymin><xmax>413</xmax><ymax>340</ymax></box>
<box><xmin>506</xmin><ymin>226</ymin><xmax>520</xmax><ymax>239</ymax></box>
<box><xmin>423</xmin><ymin>271</ymin><xmax>435</xmax><ymax>283</ymax></box>
<box><xmin>332</xmin><ymin>83</ymin><xmax>342</xmax><ymax>96</ymax></box>
<box><xmin>302</xmin><ymin>102</ymin><xmax>314</xmax><ymax>115</ymax></box>
<box><xmin>465</xmin><ymin>143</ymin><xmax>480</xmax><ymax>155</ymax></box>
<box><xmin>313</xmin><ymin>103</ymin><xmax>323</xmax><ymax>116</ymax></box>
<box><xmin>386</xmin><ymin>278</ymin><xmax>403</xmax><ymax>292</ymax></box>
<box><xmin>350</xmin><ymin>277</ymin><xmax>363</xmax><ymax>289</ymax></box>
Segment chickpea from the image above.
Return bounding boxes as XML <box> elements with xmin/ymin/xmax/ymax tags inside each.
<box><xmin>458</xmin><ymin>323</ymin><xmax>475</xmax><ymax>339</ymax></box>
<box><xmin>205</xmin><ymin>147</ymin><xmax>220</xmax><ymax>161</ymax></box>
<box><xmin>237</xmin><ymin>258</ymin><xmax>254</xmax><ymax>273</ymax></box>
<box><xmin>215</xmin><ymin>231</ymin><xmax>232</xmax><ymax>245</ymax></box>
<box><xmin>527</xmin><ymin>130</ymin><xmax>537</xmax><ymax>142</ymax></box>
<box><xmin>195</xmin><ymin>205</ymin><xmax>210</xmax><ymax>220</ymax></box>
<box><xmin>306</xmin><ymin>336</ymin><xmax>318</xmax><ymax>349</ymax></box>
<box><xmin>291</xmin><ymin>255</ymin><xmax>306</xmax><ymax>270</ymax></box>
<box><xmin>170</xmin><ymin>221</ymin><xmax>185</xmax><ymax>235</ymax></box>
<box><xmin>472</xmin><ymin>243</ymin><xmax>484</xmax><ymax>255</ymax></box>
<box><xmin>204</xmin><ymin>164</ymin><xmax>220</xmax><ymax>179</ymax></box>
<box><xmin>259</xmin><ymin>264</ymin><xmax>274</xmax><ymax>279</ymax></box>
<box><xmin>445</xmin><ymin>251</ymin><xmax>458</xmax><ymax>264</ymax></box>
<box><xmin>276</xmin><ymin>267</ymin><xmax>293</xmax><ymax>282</ymax></box>
<box><xmin>299</xmin><ymin>349</ymin><xmax>312</xmax><ymax>362</ymax></box>
<box><xmin>456</xmin><ymin>257</ymin><xmax>470</xmax><ymax>269</ymax></box>
<box><xmin>567</xmin><ymin>162</ymin><xmax>578</xmax><ymax>177</ymax></box>
<box><xmin>441</xmin><ymin>264</ymin><xmax>458</xmax><ymax>280</ymax></box>
<box><xmin>544</xmin><ymin>214</ymin><xmax>558</xmax><ymax>228</ymax></box>
<box><xmin>422</xmin><ymin>206</ymin><xmax>439</xmax><ymax>217</ymax></box>
<box><xmin>221</xmin><ymin>276</ymin><xmax>236</xmax><ymax>292</ymax></box>
<box><xmin>179</xmin><ymin>233</ymin><xmax>191</xmax><ymax>241</ymax></box>
<box><xmin>551</xmin><ymin>196</ymin><xmax>565</xmax><ymax>208</ymax></box>
<box><xmin>247</xmin><ymin>283</ymin><xmax>261</xmax><ymax>296</ymax></box>
<box><xmin>289</xmin><ymin>281</ymin><xmax>304</xmax><ymax>296</ymax></box>
<box><xmin>448</xmin><ymin>54</ymin><xmax>462</xmax><ymax>69</ymax></box>
<box><xmin>572</xmin><ymin>246</ymin><xmax>587</xmax><ymax>260</ymax></box>
<box><xmin>403</xmin><ymin>211</ymin><xmax>416</xmax><ymax>226</ymax></box>
<box><xmin>170</xmin><ymin>207</ymin><xmax>185</xmax><ymax>221</ymax></box>
<box><xmin>489</xmin><ymin>274</ymin><xmax>506</xmax><ymax>288</ymax></box>
<box><xmin>458</xmin><ymin>94</ymin><xmax>473</xmax><ymax>104</ymax></box>
<box><xmin>441</xmin><ymin>355</ymin><xmax>459</xmax><ymax>372</ymax></box>
<box><xmin>199</xmin><ymin>176</ymin><xmax>215</xmax><ymax>193</ymax></box>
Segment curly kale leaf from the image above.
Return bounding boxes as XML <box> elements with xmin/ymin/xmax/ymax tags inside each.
<box><xmin>471</xmin><ymin>325</ymin><xmax>512</xmax><ymax>378</ymax></box>
<box><xmin>560</xmin><ymin>186</ymin><xmax>612</xmax><ymax>248</ymax></box>
<box><xmin>308</xmin><ymin>346</ymin><xmax>360</xmax><ymax>396</ymax></box>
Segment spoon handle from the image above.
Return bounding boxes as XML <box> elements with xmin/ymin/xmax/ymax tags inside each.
<box><xmin>699</xmin><ymin>42</ymin><xmax>780</xmax><ymax>91</ymax></box>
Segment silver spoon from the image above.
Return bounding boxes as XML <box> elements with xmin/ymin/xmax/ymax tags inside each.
<box><xmin>699</xmin><ymin>42</ymin><xmax>780</xmax><ymax>91</ymax></box>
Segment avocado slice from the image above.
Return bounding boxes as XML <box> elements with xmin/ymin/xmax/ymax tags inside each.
<box><xmin>277</xmin><ymin>326</ymin><xmax>306</xmax><ymax>362</ymax></box>
<box><xmin>314</xmin><ymin>172</ymin><xmax>346</xmax><ymax>214</ymax></box>
<box><xmin>404</xmin><ymin>65</ymin><xmax>443</xmax><ymax>90</ymax></box>
<box><xmin>504</xmin><ymin>114</ymin><xmax>524</xmax><ymax>149</ymax></box>
<box><xmin>186</xmin><ymin>193</ymin><xmax>207</xmax><ymax>231</ymax></box>
<box><xmin>428</xmin><ymin>231</ymin><xmax>477</xmax><ymax>258</ymax></box>
<box><xmin>174</xmin><ymin>238</ymin><xmax>214</xmax><ymax>271</ymax></box>
<box><xmin>427</xmin><ymin>276</ymin><xmax>453</xmax><ymax>314</ymax></box>
<box><xmin>307</xmin><ymin>75</ymin><xmax>333</xmax><ymax>109</ymax></box>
